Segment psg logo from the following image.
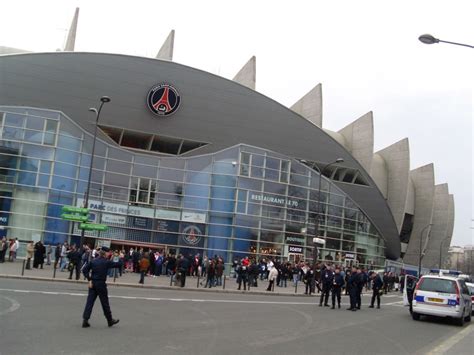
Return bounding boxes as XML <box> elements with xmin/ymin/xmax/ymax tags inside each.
<box><xmin>182</xmin><ymin>225</ymin><xmax>202</xmax><ymax>246</ymax></box>
<box><xmin>146</xmin><ymin>83</ymin><xmax>181</xmax><ymax>116</ymax></box>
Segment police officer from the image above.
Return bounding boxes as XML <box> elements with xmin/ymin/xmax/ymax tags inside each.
<box><xmin>331</xmin><ymin>267</ymin><xmax>344</xmax><ymax>309</ymax></box>
<box><xmin>319</xmin><ymin>264</ymin><xmax>334</xmax><ymax>307</ymax></box>
<box><xmin>369</xmin><ymin>271</ymin><xmax>383</xmax><ymax>309</ymax></box>
<box><xmin>346</xmin><ymin>266</ymin><xmax>358</xmax><ymax>311</ymax></box>
<box><xmin>81</xmin><ymin>249</ymin><xmax>121</xmax><ymax>328</ymax></box>
<box><xmin>177</xmin><ymin>254</ymin><xmax>189</xmax><ymax>287</ymax></box>
<box><xmin>355</xmin><ymin>267</ymin><xmax>364</xmax><ymax>309</ymax></box>
<box><xmin>67</xmin><ymin>246</ymin><xmax>82</xmax><ymax>281</ymax></box>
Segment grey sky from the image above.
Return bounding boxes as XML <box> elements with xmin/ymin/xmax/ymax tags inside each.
<box><xmin>0</xmin><ymin>0</ymin><xmax>472</xmax><ymax>246</ymax></box>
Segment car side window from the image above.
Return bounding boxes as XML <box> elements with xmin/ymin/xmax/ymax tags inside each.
<box><xmin>458</xmin><ymin>280</ymin><xmax>469</xmax><ymax>295</ymax></box>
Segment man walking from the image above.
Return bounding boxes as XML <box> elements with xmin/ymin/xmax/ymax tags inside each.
<box><xmin>81</xmin><ymin>249</ymin><xmax>121</xmax><ymax>328</ymax></box>
<box><xmin>347</xmin><ymin>266</ymin><xmax>358</xmax><ymax>311</ymax></box>
<box><xmin>369</xmin><ymin>271</ymin><xmax>383</xmax><ymax>309</ymax></box>
<box><xmin>67</xmin><ymin>246</ymin><xmax>82</xmax><ymax>280</ymax></box>
<box><xmin>331</xmin><ymin>267</ymin><xmax>344</xmax><ymax>309</ymax></box>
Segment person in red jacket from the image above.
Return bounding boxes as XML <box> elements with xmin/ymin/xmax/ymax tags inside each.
<box><xmin>138</xmin><ymin>253</ymin><xmax>150</xmax><ymax>284</ymax></box>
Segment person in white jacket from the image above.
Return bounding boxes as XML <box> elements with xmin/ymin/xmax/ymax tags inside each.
<box><xmin>266</xmin><ymin>266</ymin><xmax>278</xmax><ymax>291</ymax></box>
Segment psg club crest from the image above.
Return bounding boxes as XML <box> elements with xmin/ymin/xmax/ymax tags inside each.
<box><xmin>146</xmin><ymin>83</ymin><xmax>181</xmax><ymax>117</ymax></box>
<box><xmin>182</xmin><ymin>225</ymin><xmax>202</xmax><ymax>246</ymax></box>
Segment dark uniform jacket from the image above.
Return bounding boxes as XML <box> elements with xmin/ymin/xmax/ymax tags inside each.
<box><xmin>83</xmin><ymin>257</ymin><xmax>121</xmax><ymax>282</ymax></box>
<box><xmin>332</xmin><ymin>274</ymin><xmax>345</xmax><ymax>288</ymax></box>
<box><xmin>372</xmin><ymin>274</ymin><xmax>383</xmax><ymax>290</ymax></box>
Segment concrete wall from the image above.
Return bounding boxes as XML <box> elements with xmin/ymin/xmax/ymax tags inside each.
<box><xmin>370</xmin><ymin>153</ymin><xmax>388</xmax><ymax>198</ymax></box>
<box><xmin>290</xmin><ymin>84</ymin><xmax>322</xmax><ymax>127</ymax></box>
<box><xmin>156</xmin><ymin>30</ymin><xmax>175</xmax><ymax>61</ymax></box>
<box><xmin>232</xmin><ymin>56</ymin><xmax>256</xmax><ymax>90</ymax></box>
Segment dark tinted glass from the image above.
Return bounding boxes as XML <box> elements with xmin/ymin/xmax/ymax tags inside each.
<box><xmin>419</xmin><ymin>278</ymin><xmax>456</xmax><ymax>293</ymax></box>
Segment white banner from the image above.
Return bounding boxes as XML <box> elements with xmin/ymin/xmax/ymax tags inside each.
<box><xmin>156</xmin><ymin>209</ymin><xmax>181</xmax><ymax>221</ymax></box>
<box><xmin>77</xmin><ymin>198</ymin><xmax>154</xmax><ymax>218</ymax></box>
<box><xmin>181</xmin><ymin>211</ymin><xmax>207</xmax><ymax>223</ymax></box>
<box><xmin>101</xmin><ymin>214</ymin><xmax>126</xmax><ymax>225</ymax></box>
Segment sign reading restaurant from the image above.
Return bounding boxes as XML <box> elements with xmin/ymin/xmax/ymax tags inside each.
<box><xmin>250</xmin><ymin>193</ymin><xmax>299</xmax><ymax>208</ymax></box>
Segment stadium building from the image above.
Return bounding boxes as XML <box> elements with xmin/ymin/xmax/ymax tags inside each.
<box><xmin>0</xmin><ymin>8</ymin><xmax>455</xmax><ymax>269</ymax></box>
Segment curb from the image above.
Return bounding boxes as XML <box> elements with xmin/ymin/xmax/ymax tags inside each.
<box><xmin>0</xmin><ymin>274</ymin><xmax>316</xmax><ymax>297</ymax></box>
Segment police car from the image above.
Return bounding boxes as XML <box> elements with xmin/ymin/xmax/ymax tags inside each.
<box><xmin>466</xmin><ymin>282</ymin><xmax>474</xmax><ymax>315</ymax></box>
<box><xmin>411</xmin><ymin>273</ymin><xmax>472</xmax><ymax>326</ymax></box>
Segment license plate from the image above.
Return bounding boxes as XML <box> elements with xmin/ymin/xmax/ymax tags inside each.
<box><xmin>428</xmin><ymin>298</ymin><xmax>443</xmax><ymax>303</ymax></box>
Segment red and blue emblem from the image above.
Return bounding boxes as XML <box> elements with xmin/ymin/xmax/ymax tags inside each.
<box><xmin>146</xmin><ymin>83</ymin><xmax>181</xmax><ymax>116</ymax></box>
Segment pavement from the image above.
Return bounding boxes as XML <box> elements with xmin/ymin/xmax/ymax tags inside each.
<box><xmin>0</xmin><ymin>275</ymin><xmax>472</xmax><ymax>355</ymax></box>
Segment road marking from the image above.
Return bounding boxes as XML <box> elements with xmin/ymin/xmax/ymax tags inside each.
<box><xmin>427</xmin><ymin>323</ymin><xmax>473</xmax><ymax>354</ymax></box>
<box><xmin>0</xmin><ymin>288</ymin><xmax>405</xmax><ymax>307</ymax></box>
<box><xmin>0</xmin><ymin>295</ymin><xmax>20</xmax><ymax>316</ymax></box>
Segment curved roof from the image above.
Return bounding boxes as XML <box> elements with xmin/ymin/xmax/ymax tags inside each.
<box><xmin>0</xmin><ymin>52</ymin><xmax>401</xmax><ymax>259</ymax></box>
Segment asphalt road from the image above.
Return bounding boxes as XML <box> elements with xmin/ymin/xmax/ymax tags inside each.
<box><xmin>0</xmin><ymin>278</ymin><xmax>472</xmax><ymax>355</ymax></box>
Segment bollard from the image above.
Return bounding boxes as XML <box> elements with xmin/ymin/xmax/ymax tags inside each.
<box><xmin>197</xmin><ymin>275</ymin><xmax>200</xmax><ymax>288</ymax></box>
<box><xmin>170</xmin><ymin>273</ymin><xmax>174</xmax><ymax>286</ymax></box>
<box><xmin>223</xmin><ymin>275</ymin><xmax>226</xmax><ymax>290</ymax></box>
<box><xmin>113</xmin><ymin>268</ymin><xmax>117</xmax><ymax>283</ymax></box>
<box><xmin>295</xmin><ymin>280</ymin><xmax>298</xmax><ymax>294</ymax></box>
<box><xmin>272</xmin><ymin>280</ymin><xmax>275</xmax><ymax>292</ymax></box>
<box><xmin>21</xmin><ymin>259</ymin><xmax>26</xmax><ymax>276</ymax></box>
<box><xmin>53</xmin><ymin>264</ymin><xmax>57</xmax><ymax>279</ymax></box>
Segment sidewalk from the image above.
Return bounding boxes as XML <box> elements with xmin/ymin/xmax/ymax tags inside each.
<box><xmin>0</xmin><ymin>260</ymin><xmax>312</xmax><ymax>297</ymax></box>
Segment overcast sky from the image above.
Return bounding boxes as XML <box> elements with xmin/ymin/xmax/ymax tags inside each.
<box><xmin>1</xmin><ymin>0</ymin><xmax>472</xmax><ymax>247</ymax></box>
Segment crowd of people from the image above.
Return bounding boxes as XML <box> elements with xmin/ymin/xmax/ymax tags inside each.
<box><xmin>0</xmin><ymin>237</ymin><xmax>21</xmax><ymax>263</ymax></box>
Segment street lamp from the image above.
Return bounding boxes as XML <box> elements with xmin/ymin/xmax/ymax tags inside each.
<box><xmin>418</xmin><ymin>34</ymin><xmax>474</xmax><ymax>48</ymax></box>
<box><xmin>418</xmin><ymin>223</ymin><xmax>433</xmax><ymax>277</ymax></box>
<box><xmin>439</xmin><ymin>237</ymin><xmax>450</xmax><ymax>269</ymax></box>
<box><xmin>311</xmin><ymin>158</ymin><xmax>344</xmax><ymax>265</ymax></box>
<box><xmin>80</xmin><ymin>96</ymin><xmax>111</xmax><ymax>249</ymax></box>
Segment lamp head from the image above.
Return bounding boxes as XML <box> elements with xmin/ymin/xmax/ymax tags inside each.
<box><xmin>418</xmin><ymin>34</ymin><xmax>439</xmax><ymax>45</ymax></box>
<box><xmin>335</xmin><ymin>158</ymin><xmax>344</xmax><ymax>163</ymax></box>
<box><xmin>100</xmin><ymin>96</ymin><xmax>111</xmax><ymax>103</ymax></box>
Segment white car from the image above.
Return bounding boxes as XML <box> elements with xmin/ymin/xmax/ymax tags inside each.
<box><xmin>411</xmin><ymin>275</ymin><xmax>472</xmax><ymax>326</ymax></box>
<box><xmin>466</xmin><ymin>282</ymin><xmax>474</xmax><ymax>315</ymax></box>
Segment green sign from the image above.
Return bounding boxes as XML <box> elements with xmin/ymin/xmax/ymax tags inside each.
<box><xmin>79</xmin><ymin>223</ymin><xmax>108</xmax><ymax>231</ymax></box>
<box><xmin>61</xmin><ymin>214</ymin><xmax>89</xmax><ymax>222</ymax></box>
<box><xmin>62</xmin><ymin>206</ymin><xmax>89</xmax><ymax>214</ymax></box>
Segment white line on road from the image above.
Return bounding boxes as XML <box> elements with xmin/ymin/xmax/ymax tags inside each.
<box><xmin>426</xmin><ymin>323</ymin><xmax>473</xmax><ymax>354</ymax></box>
<box><xmin>0</xmin><ymin>288</ymin><xmax>403</xmax><ymax>307</ymax></box>
<box><xmin>0</xmin><ymin>295</ymin><xmax>20</xmax><ymax>316</ymax></box>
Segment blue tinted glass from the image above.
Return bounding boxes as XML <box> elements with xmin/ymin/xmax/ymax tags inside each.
<box><xmin>40</xmin><ymin>161</ymin><xmax>52</xmax><ymax>174</ymax></box>
<box><xmin>56</xmin><ymin>148</ymin><xmax>79</xmax><ymax>164</ymax></box>
<box><xmin>211</xmin><ymin>174</ymin><xmax>236</xmax><ymax>187</ymax></box>
<box><xmin>20</xmin><ymin>157</ymin><xmax>38</xmax><ymax>172</ymax></box>
<box><xmin>58</xmin><ymin>135</ymin><xmax>81</xmax><ymax>150</ymax></box>
<box><xmin>24</xmin><ymin>130</ymin><xmax>43</xmax><ymax>143</ymax></box>
<box><xmin>26</xmin><ymin>116</ymin><xmax>44</xmax><ymax>130</ymax></box>
<box><xmin>2</xmin><ymin>127</ymin><xmax>24</xmax><ymax>140</ymax></box>
<box><xmin>5</xmin><ymin>113</ymin><xmax>24</xmax><ymax>127</ymax></box>
<box><xmin>18</xmin><ymin>171</ymin><xmax>36</xmax><ymax>186</ymax></box>
<box><xmin>53</xmin><ymin>162</ymin><xmax>77</xmax><ymax>178</ymax></box>
<box><xmin>52</xmin><ymin>176</ymin><xmax>75</xmax><ymax>192</ymax></box>
<box><xmin>43</xmin><ymin>132</ymin><xmax>56</xmax><ymax>145</ymax></box>
<box><xmin>38</xmin><ymin>174</ymin><xmax>50</xmax><ymax>187</ymax></box>
<box><xmin>22</xmin><ymin>144</ymin><xmax>53</xmax><ymax>160</ymax></box>
<box><xmin>26</xmin><ymin>109</ymin><xmax>59</xmax><ymax>119</ymax></box>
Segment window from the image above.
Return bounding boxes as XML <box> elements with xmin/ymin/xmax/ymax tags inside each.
<box><xmin>265</xmin><ymin>156</ymin><xmax>279</xmax><ymax>181</ymax></box>
<box><xmin>240</xmin><ymin>152</ymin><xmax>250</xmax><ymax>176</ymax></box>
<box><xmin>418</xmin><ymin>278</ymin><xmax>456</xmax><ymax>294</ymax></box>
<box><xmin>280</xmin><ymin>160</ymin><xmax>290</xmax><ymax>183</ymax></box>
<box><xmin>129</xmin><ymin>177</ymin><xmax>156</xmax><ymax>205</ymax></box>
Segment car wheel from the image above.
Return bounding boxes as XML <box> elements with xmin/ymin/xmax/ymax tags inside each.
<box><xmin>412</xmin><ymin>312</ymin><xmax>420</xmax><ymax>321</ymax></box>
<box><xmin>456</xmin><ymin>314</ymin><xmax>465</xmax><ymax>327</ymax></box>
<box><xmin>465</xmin><ymin>312</ymin><xmax>471</xmax><ymax>323</ymax></box>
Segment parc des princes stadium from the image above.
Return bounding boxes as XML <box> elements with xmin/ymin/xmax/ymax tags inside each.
<box><xmin>0</xmin><ymin>9</ymin><xmax>455</xmax><ymax>271</ymax></box>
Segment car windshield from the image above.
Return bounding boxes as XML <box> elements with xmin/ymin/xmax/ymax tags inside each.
<box><xmin>418</xmin><ymin>278</ymin><xmax>456</xmax><ymax>294</ymax></box>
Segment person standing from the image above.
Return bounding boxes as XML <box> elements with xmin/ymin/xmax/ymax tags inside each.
<box><xmin>237</xmin><ymin>261</ymin><xmax>249</xmax><ymax>291</ymax></box>
<box><xmin>46</xmin><ymin>244</ymin><xmax>52</xmax><ymax>265</ymax></box>
<box><xmin>266</xmin><ymin>265</ymin><xmax>278</xmax><ymax>291</ymax></box>
<box><xmin>81</xmin><ymin>249</ymin><xmax>120</xmax><ymax>328</ymax></box>
<box><xmin>138</xmin><ymin>252</ymin><xmax>150</xmax><ymax>284</ymax></box>
<box><xmin>0</xmin><ymin>237</ymin><xmax>7</xmax><ymax>263</ymax></box>
<box><xmin>60</xmin><ymin>242</ymin><xmax>69</xmax><ymax>271</ymax></box>
<box><xmin>304</xmin><ymin>265</ymin><xmax>315</xmax><ymax>295</ymax></box>
<box><xmin>33</xmin><ymin>240</ymin><xmax>46</xmax><ymax>269</ymax></box>
<box><xmin>319</xmin><ymin>265</ymin><xmax>334</xmax><ymax>307</ymax></box>
<box><xmin>205</xmin><ymin>259</ymin><xmax>216</xmax><ymax>288</ymax></box>
<box><xmin>26</xmin><ymin>241</ymin><xmax>34</xmax><ymax>270</ymax></box>
<box><xmin>176</xmin><ymin>254</ymin><xmax>189</xmax><ymax>287</ymax></box>
<box><xmin>331</xmin><ymin>267</ymin><xmax>344</xmax><ymax>309</ymax></box>
<box><xmin>54</xmin><ymin>243</ymin><xmax>61</xmax><ymax>269</ymax></box>
<box><xmin>347</xmin><ymin>266</ymin><xmax>358</xmax><ymax>311</ymax></box>
<box><xmin>355</xmin><ymin>267</ymin><xmax>364</xmax><ymax>309</ymax></box>
<box><xmin>369</xmin><ymin>271</ymin><xmax>383</xmax><ymax>309</ymax></box>
<box><xmin>68</xmin><ymin>246</ymin><xmax>82</xmax><ymax>280</ymax></box>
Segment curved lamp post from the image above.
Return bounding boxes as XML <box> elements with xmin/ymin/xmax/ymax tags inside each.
<box><xmin>80</xmin><ymin>96</ymin><xmax>111</xmax><ymax>249</ymax></box>
<box><xmin>311</xmin><ymin>158</ymin><xmax>344</xmax><ymax>265</ymax></box>
<box><xmin>418</xmin><ymin>34</ymin><xmax>474</xmax><ymax>48</ymax></box>
<box><xmin>418</xmin><ymin>223</ymin><xmax>433</xmax><ymax>277</ymax></box>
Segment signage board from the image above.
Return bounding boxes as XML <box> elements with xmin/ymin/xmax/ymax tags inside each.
<box><xmin>77</xmin><ymin>198</ymin><xmax>154</xmax><ymax>218</ymax></box>
<box><xmin>156</xmin><ymin>209</ymin><xmax>181</xmax><ymax>221</ymax></box>
<box><xmin>96</xmin><ymin>239</ymin><xmax>111</xmax><ymax>248</ymax></box>
<box><xmin>61</xmin><ymin>213</ymin><xmax>89</xmax><ymax>222</ymax></box>
<box><xmin>181</xmin><ymin>211</ymin><xmax>206</xmax><ymax>223</ymax></box>
<box><xmin>313</xmin><ymin>237</ymin><xmax>326</xmax><ymax>244</ymax></box>
<box><xmin>344</xmin><ymin>253</ymin><xmax>356</xmax><ymax>259</ymax></box>
<box><xmin>62</xmin><ymin>206</ymin><xmax>89</xmax><ymax>214</ymax></box>
<box><xmin>101</xmin><ymin>214</ymin><xmax>126</xmax><ymax>225</ymax></box>
<box><xmin>79</xmin><ymin>223</ymin><xmax>108</xmax><ymax>231</ymax></box>
<box><xmin>288</xmin><ymin>246</ymin><xmax>304</xmax><ymax>254</ymax></box>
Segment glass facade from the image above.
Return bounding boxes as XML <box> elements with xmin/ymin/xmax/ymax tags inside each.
<box><xmin>0</xmin><ymin>107</ymin><xmax>386</xmax><ymax>268</ymax></box>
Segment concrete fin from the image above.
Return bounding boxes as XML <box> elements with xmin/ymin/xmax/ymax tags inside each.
<box><xmin>156</xmin><ymin>30</ymin><xmax>175</xmax><ymax>61</ymax></box>
<box><xmin>290</xmin><ymin>84</ymin><xmax>322</xmax><ymax>127</ymax></box>
<box><xmin>64</xmin><ymin>7</ymin><xmax>79</xmax><ymax>51</ymax></box>
<box><xmin>232</xmin><ymin>56</ymin><xmax>256</xmax><ymax>90</ymax></box>
<box><xmin>376</xmin><ymin>138</ymin><xmax>410</xmax><ymax>233</ymax></box>
<box><xmin>403</xmin><ymin>163</ymin><xmax>435</xmax><ymax>266</ymax></box>
<box><xmin>338</xmin><ymin>112</ymin><xmax>374</xmax><ymax>173</ymax></box>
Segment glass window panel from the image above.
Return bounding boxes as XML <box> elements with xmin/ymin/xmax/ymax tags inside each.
<box><xmin>20</xmin><ymin>157</ymin><xmax>39</xmax><ymax>172</ymax></box>
<box><xmin>26</xmin><ymin>116</ymin><xmax>44</xmax><ymax>130</ymax></box>
<box><xmin>45</xmin><ymin>119</ymin><xmax>58</xmax><ymax>133</ymax></box>
<box><xmin>259</xmin><ymin>241</ymin><xmax>283</xmax><ymax>257</ymax></box>
<box><xmin>22</xmin><ymin>144</ymin><xmax>54</xmax><ymax>160</ymax></box>
<box><xmin>342</xmin><ymin>233</ymin><xmax>355</xmax><ymax>252</ymax></box>
<box><xmin>186</xmin><ymin>156</ymin><xmax>212</xmax><ymax>172</ymax></box>
<box><xmin>104</xmin><ymin>172</ymin><xmax>130</xmax><ymax>188</ymax></box>
<box><xmin>107</xmin><ymin>159</ymin><xmax>131</xmax><ymax>174</ymax></box>
<box><xmin>58</xmin><ymin>135</ymin><xmax>81</xmax><ymax>150</ymax></box>
<box><xmin>211</xmin><ymin>174</ymin><xmax>236</xmax><ymax>187</ymax></box>
<box><xmin>24</xmin><ymin>130</ymin><xmax>43</xmax><ymax>143</ymax></box>
<box><xmin>26</xmin><ymin>109</ymin><xmax>59</xmax><ymax>119</ymax></box>
<box><xmin>53</xmin><ymin>162</ymin><xmax>77</xmax><ymax>178</ymax></box>
<box><xmin>17</xmin><ymin>171</ymin><xmax>37</xmax><ymax>186</ymax></box>
<box><xmin>51</xmin><ymin>176</ymin><xmax>75</xmax><ymax>192</ymax></box>
<box><xmin>132</xmin><ymin>163</ymin><xmax>157</xmax><ymax>179</ymax></box>
<box><xmin>247</xmin><ymin>202</ymin><xmax>261</xmax><ymax>216</ymax></box>
<box><xmin>3</xmin><ymin>126</ymin><xmax>24</xmax><ymax>140</ymax></box>
<box><xmin>56</xmin><ymin>149</ymin><xmax>79</xmax><ymax>164</ymax></box>
<box><xmin>251</xmin><ymin>154</ymin><xmax>264</xmax><ymax>178</ymax></box>
<box><xmin>261</xmin><ymin>217</ymin><xmax>284</xmax><ymax>231</ymax></box>
<box><xmin>290</xmin><ymin>172</ymin><xmax>309</xmax><ymax>187</ymax></box>
<box><xmin>240</xmin><ymin>152</ymin><xmax>250</xmax><ymax>177</ymax></box>
<box><xmin>159</xmin><ymin>167</ymin><xmax>184</xmax><ymax>182</ymax></box>
<box><xmin>38</xmin><ymin>174</ymin><xmax>50</xmax><ymax>187</ymax></box>
<box><xmin>5</xmin><ymin>113</ymin><xmax>24</xmax><ymax>127</ymax></box>
<box><xmin>238</xmin><ymin>177</ymin><xmax>262</xmax><ymax>191</ymax></box>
